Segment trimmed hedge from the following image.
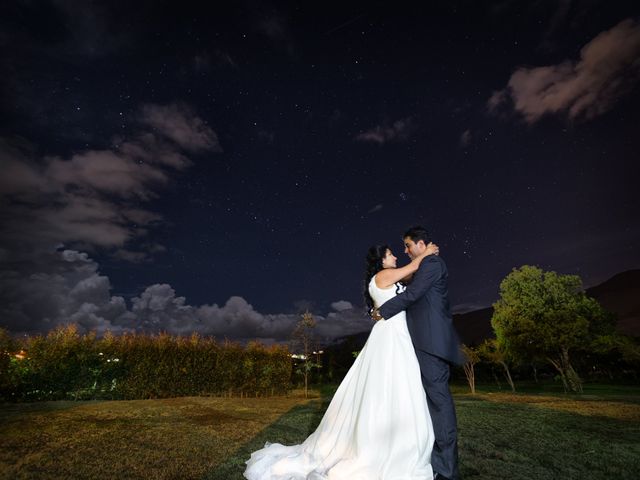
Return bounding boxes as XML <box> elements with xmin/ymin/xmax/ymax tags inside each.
<box><xmin>0</xmin><ymin>325</ymin><xmax>292</xmax><ymax>401</ymax></box>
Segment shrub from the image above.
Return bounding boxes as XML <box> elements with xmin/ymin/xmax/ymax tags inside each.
<box><xmin>0</xmin><ymin>327</ymin><xmax>292</xmax><ymax>401</ymax></box>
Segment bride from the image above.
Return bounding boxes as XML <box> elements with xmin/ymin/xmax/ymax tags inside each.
<box><xmin>244</xmin><ymin>243</ymin><xmax>439</xmax><ymax>480</ymax></box>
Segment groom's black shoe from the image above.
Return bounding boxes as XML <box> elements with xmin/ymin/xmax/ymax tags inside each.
<box><xmin>434</xmin><ymin>473</ymin><xmax>452</xmax><ymax>480</ymax></box>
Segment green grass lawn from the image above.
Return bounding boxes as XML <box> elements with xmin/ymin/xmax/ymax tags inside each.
<box><xmin>2</xmin><ymin>385</ymin><xmax>639</xmax><ymax>480</ymax></box>
<box><xmin>456</xmin><ymin>379</ymin><xmax>640</xmax><ymax>400</ymax></box>
<box><xmin>0</xmin><ymin>392</ymin><xmax>316</xmax><ymax>480</ymax></box>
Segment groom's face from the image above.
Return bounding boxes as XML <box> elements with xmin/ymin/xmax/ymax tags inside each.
<box><xmin>403</xmin><ymin>237</ymin><xmax>425</xmax><ymax>259</ymax></box>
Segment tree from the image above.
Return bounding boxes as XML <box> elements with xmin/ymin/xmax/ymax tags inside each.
<box><xmin>491</xmin><ymin>265</ymin><xmax>615</xmax><ymax>393</ymax></box>
<box><xmin>0</xmin><ymin>328</ymin><xmax>19</xmax><ymax>400</ymax></box>
<box><xmin>478</xmin><ymin>338</ymin><xmax>515</xmax><ymax>392</ymax></box>
<box><xmin>290</xmin><ymin>311</ymin><xmax>319</xmax><ymax>398</ymax></box>
<box><xmin>461</xmin><ymin>344</ymin><xmax>480</xmax><ymax>394</ymax></box>
<box><xmin>589</xmin><ymin>333</ymin><xmax>640</xmax><ymax>378</ymax></box>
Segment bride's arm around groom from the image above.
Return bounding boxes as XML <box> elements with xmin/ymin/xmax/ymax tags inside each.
<box><xmin>378</xmin><ymin>255</ymin><xmax>444</xmax><ymax>316</ymax></box>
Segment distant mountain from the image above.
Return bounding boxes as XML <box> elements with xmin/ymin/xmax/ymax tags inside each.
<box><xmin>453</xmin><ymin>269</ymin><xmax>640</xmax><ymax>344</ymax></box>
<box><xmin>453</xmin><ymin>307</ymin><xmax>494</xmax><ymax>346</ymax></box>
<box><xmin>586</xmin><ymin>269</ymin><xmax>640</xmax><ymax>337</ymax></box>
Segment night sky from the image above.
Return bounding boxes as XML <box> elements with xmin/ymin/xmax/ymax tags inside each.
<box><xmin>1</xmin><ymin>1</ymin><xmax>639</xmax><ymax>343</ymax></box>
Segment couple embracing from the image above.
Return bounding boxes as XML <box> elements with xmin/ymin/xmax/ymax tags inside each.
<box><xmin>245</xmin><ymin>226</ymin><xmax>466</xmax><ymax>480</ymax></box>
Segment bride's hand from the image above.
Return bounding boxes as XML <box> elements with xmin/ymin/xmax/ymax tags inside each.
<box><xmin>424</xmin><ymin>242</ymin><xmax>439</xmax><ymax>257</ymax></box>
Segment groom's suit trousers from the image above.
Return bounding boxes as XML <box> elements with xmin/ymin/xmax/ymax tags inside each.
<box><xmin>416</xmin><ymin>349</ymin><xmax>459</xmax><ymax>480</ymax></box>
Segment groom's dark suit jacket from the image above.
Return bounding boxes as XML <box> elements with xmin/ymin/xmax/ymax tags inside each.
<box><xmin>379</xmin><ymin>255</ymin><xmax>465</xmax><ymax>365</ymax></box>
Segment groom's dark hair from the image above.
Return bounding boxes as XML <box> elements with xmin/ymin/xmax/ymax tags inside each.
<box><xmin>403</xmin><ymin>225</ymin><xmax>431</xmax><ymax>245</ymax></box>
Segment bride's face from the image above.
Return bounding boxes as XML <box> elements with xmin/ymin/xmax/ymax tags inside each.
<box><xmin>381</xmin><ymin>249</ymin><xmax>397</xmax><ymax>269</ymax></box>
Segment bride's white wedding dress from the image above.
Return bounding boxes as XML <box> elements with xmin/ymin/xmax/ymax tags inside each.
<box><xmin>244</xmin><ymin>276</ymin><xmax>435</xmax><ymax>480</ymax></box>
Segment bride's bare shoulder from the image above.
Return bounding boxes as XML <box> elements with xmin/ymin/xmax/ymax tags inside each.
<box><xmin>374</xmin><ymin>272</ymin><xmax>395</xmax><ymax>290</ymax></box>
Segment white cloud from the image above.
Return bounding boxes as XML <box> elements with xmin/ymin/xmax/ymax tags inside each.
<box><xmin>489</xmin><ymin>19</ymin><xmax>640</xmax><ymax>123</ymax></box>
<box><xmin>46</xmin><ymin>149</ymin><xmax>165</xmax><ymax>198</ymax></box>
<box><xmin>0</xmin><ymin>249</ymin><xmax>369</xmax><ymax>343</ymax></box>
<box><xmin>0</xmin><ymin>103</ymin><xmax>224</xmax><ymax>334</ymax></box>
<box><xmin>112</xmin><ymin>249</ymin><xmax>150</xmax><ymax>263</ymax></box>
<box><xmin>259</xmin><ymin>16</ymin><xmax>287</xmax><ymax>40</ymax></box>
<box><xmin>193</xmin><ymin>52</ymin><xmax>212</xmax><ymax>71</ymax></box>
<box><xmin>140</xmin><ymin>103</ymin><xmax>222</xmax><ymax>153</ymax></box>
<box><xmin>355</xmin><ymin>117</ymin><xmax>416</xmax><ymax>144</ymax></box>
<box><xmin>331</xmin><ymin>300</ymin><xmax>354</xmax><ymax>312</ymax></box>
<box><xmin>460</xmin><ymin>129</ymin><xmax>472</xmax><ymax>147</ymax></box>
<box><xmin>0</xmin><ymin>103</ymin><xmax>218</xmax><ymax>255</ymax></box>
<box><xmin>0</xmin><ymin>249</ymin><xmax>133</xmax><ymax>334</ymax></box>
<box><xmin>322</xmin><ymin>309</ymin><xmax>372</xmax><ymax>340</ymax></box>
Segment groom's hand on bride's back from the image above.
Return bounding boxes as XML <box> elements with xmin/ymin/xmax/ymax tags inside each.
<box><xmin>371</xmin><ymin>308</ymin><xmax>384</xmax><ymax>321</ymax></box>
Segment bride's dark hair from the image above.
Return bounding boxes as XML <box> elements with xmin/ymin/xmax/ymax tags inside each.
<box><xmin>363</xmin><ymin>244</ymin><xmax>390</xmax><ymax>315</ymax></box>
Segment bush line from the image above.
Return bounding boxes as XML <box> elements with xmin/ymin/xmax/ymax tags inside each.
<box><xmin>0</xmin><ymin>325</ymin><xmax>292</xmax><ymax>401</ymax></box>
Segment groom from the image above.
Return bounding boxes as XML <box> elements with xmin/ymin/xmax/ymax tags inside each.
<box><xmin>375</xmin><ymin>225</ymin><xmax>465</xmax><ymax>480</ymax></box>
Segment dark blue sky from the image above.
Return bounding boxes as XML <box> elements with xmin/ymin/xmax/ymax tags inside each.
<box><xmin>1</xmin><ymin>1</ymin><xmax>638</xmax><ymax>339</ymax></box>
